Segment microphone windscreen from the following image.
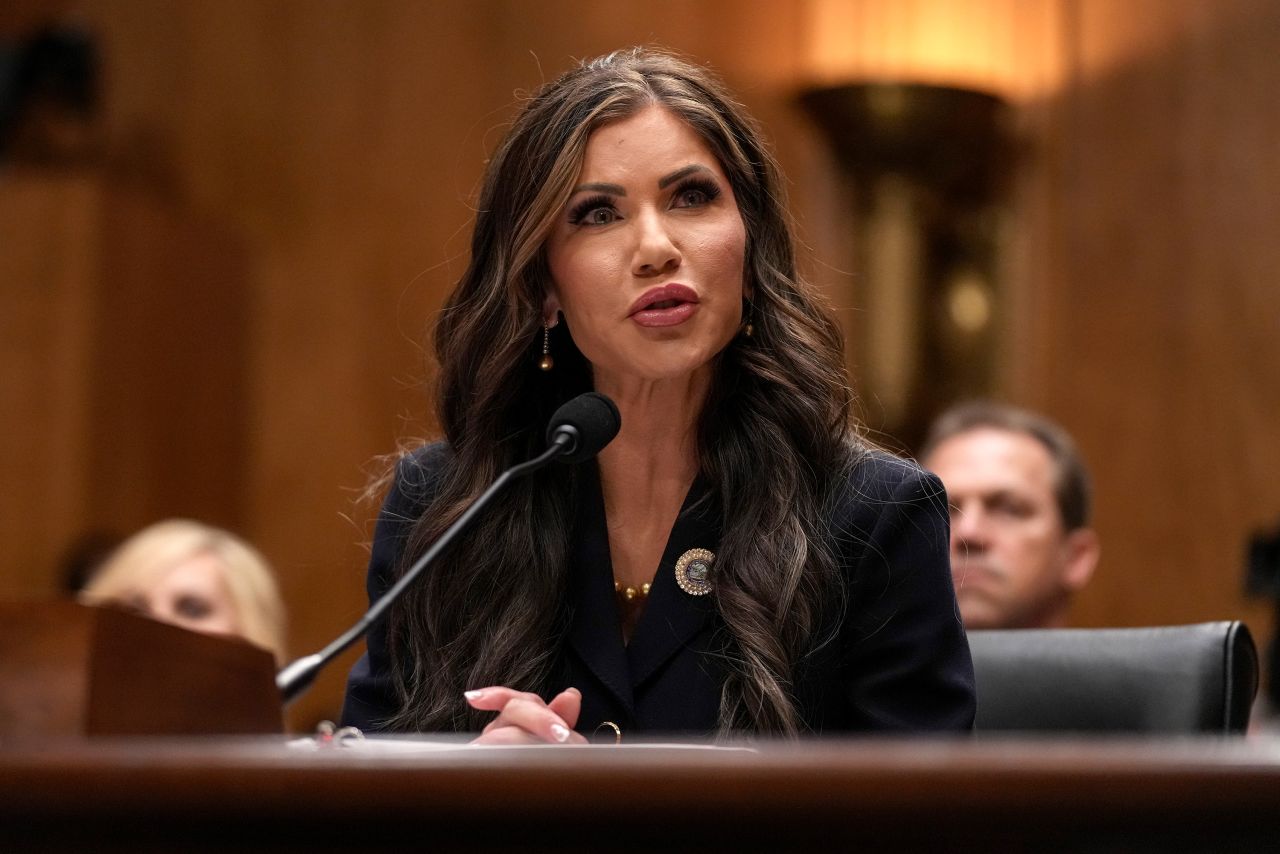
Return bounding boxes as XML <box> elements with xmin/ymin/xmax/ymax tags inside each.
<box><xmin>546</xmin><ymin>392</ymin><xmax>621</xmax><ymax>463</ymax></box>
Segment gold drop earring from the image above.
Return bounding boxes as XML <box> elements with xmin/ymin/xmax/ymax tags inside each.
<box><xmin>538</xmin><ymin>322</ymin><xmax>554</xmax><ymax>371</ymax></box>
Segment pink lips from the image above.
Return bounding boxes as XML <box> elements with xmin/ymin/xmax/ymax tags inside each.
<box><xmin>628</xmin><ymin>284</ymin><xmax>700</xmax><ymax>328</ymax></box>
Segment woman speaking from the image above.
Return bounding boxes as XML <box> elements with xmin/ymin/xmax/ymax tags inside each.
<box><xmin>342</xmin><ymin>48</ymin><xmax>974</xmax><ymax>742</ymax></box>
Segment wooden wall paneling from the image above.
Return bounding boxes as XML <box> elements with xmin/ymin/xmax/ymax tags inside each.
<box><xmin>85</xmin><ymin>179</ymin><xmax>253</xmax><ymax>539</ymax></box>
<box><xmin>0</xmin><ymin>172</ymin><xmax>100</xmax><ymax>596</ymax></box>
<box><xmin>1177</xmin><ymin>0</ymin><xmax>1280</xmax><ymax>541</ymax></box>
<box><xmin>1168</xmin><ymin>0</ymin><xmax>1280</xmax><ymax>637</ymax></box>
<box><xmin>231</xmin><ymin>3</ymin><xmax>506</xmax><ymax>728</ymax></box>
<box><xmin>1034</xmin><ymin>0</ymin><xmax>1280</xmax><ymax>633</ymax></box>
<box><xmin>1001</xmin><ymin>0</ymin><xmax>1070</xmax><ymax>409</ymax></box>
<box><xmin>1051</xmin><ymin>0</ymin><xmax>1198</xmax><ymax>626</ymax></box>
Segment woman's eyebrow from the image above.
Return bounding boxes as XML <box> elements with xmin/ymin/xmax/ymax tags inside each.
<box><xmin>658</xmin><ymin>163</ymin><xmax>712</xmax><ymax>188</ymax></box>
<box><xmin>569</xmin><ymin>164</ymin><xmax>713</xmax><ymax>196</ymax></box>
<box><xmin>570</xmin><ymin>181</ymin><xmax>626</xmax><ymax>196</ymax></box>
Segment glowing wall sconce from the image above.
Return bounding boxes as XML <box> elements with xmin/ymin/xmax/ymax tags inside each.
<box><xmin>799</xmin><ymin>81</ymin><xmax>1015</xmax><ymax>449</ymax></box>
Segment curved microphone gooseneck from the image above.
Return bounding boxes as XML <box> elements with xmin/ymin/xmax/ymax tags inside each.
<box><xmin>276</xmin><ymin>392</ymin><xmax>622</xmax><ymax>704</ymax></box>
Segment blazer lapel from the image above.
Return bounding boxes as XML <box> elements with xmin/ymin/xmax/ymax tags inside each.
<box><xmin>626</xmin><ymin>476</ymin><xmax>720</xmax><ymax>687</ymax></box>
<box><xmin>566</xmin><ymin>464</ymin><xmax>635</xmax><ymax>716</ymax></box>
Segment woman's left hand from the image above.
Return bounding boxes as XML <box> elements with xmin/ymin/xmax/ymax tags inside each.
<box><xmin>465</xmin><ymin>686</ymin><xmax>589</xmax><ymax>745</ymax></box>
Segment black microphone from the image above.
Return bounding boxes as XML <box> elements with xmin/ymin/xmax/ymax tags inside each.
<box><xmin>546</xmin><ymin>391</ymin><xmax>622</xmax><ymax>463</ymax></box>
<box><xmin>276</xmin><ymin>392</ymin><xmax>621</xmax><ymax>704</ymax></box>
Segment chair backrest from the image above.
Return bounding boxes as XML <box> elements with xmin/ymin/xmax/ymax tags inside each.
<box><xmin>967</xmin><ymin>622</ymin><xmax>1258</xmax><ymax>734</ymax></box>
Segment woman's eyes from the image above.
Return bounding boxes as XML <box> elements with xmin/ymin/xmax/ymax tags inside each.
<box><xmin>174</xmin><ymin>595</ymin><xmax>213</xmax><ymax>620</ymax></box>
<box><xmin>583</xmin><ymin>207</ymin><xmax>619</xmax><ymax>225</ymax></box>
<box><xmin>568</xmin><ymin>195</ymin><xmax>618</xmax><ymax>226</ymax></box>
<box><xmin>671</xmin><ymin>178</ymin><xmax>722</xmax><ymax>209</ymax></box>
<box><xmin>566</xmin><ymin>178</ymin><xmax>723</xmax><ymax>226</ymax></box>
<box><xmin>673</xmin><ymin>188</ymin><xmax>708</xmax><ymax>207</ymax></box>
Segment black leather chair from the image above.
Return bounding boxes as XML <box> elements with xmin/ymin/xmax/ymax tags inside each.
<box><xmin>967</xmin><ymin>621</ymin><xmax>1259</xmax><ymax>733</ymax></box>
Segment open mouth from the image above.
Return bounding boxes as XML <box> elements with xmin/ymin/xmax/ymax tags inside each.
<box><xmin>627</xmin><ymin>283</ymin><xmax>700</xmax><ymax>327</ymax></box>
<box><xmin>629</xmin><ymin>286</ymin><xmax>700</xmax><ymax>328</ymax></box>
<box><xmin>628</xmin><ymin>284</ymin><xmax>699</xmax><ymax>317</ymax></box>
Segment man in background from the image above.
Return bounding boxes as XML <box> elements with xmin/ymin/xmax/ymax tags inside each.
<box><xmin>921</xmin><ymin>401</ymin><xmax>1100</xmax><ymax>630</ymax></box>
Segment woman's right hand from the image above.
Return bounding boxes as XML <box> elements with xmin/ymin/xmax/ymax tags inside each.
<box><xmin>465</xmin><ymin>686</ymin><xmax>589</xmax><ymax>745</ymax></box>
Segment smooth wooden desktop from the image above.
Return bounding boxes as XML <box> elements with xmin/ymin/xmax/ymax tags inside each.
<box><xmin>3</xmin><ymin>735</ymin><xmax>1279</xmax><ymax>852</ymax></box>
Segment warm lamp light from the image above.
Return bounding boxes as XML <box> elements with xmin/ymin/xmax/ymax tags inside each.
<box><xmin>803</xmin><ymin>0</ymin><xmax>1057</xmax><ymax>101</ymax></box>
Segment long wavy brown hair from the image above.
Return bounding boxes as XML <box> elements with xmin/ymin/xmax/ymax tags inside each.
<box><xmin>384</xmin><ymin>48</ymin><xmax>865</xmax><ymax>735</ymax></box>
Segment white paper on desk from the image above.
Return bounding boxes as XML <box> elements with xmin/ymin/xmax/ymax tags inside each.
<box><xmin>287</xmin><ymin>736</ymin><xmax>756</xmax><ymax>754</ymax></box>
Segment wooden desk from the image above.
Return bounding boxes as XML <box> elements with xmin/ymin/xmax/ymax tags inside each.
<box><xmin>4</xmin><ymin>737</ymin><xmax>1279</xmax><ymax>852</ymax></box>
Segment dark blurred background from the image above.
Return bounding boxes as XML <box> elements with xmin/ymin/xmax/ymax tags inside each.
<box><xmin>3</xmin><ymin>0</ymin><xmax>1277</xmax><ymax>730</ymax></box>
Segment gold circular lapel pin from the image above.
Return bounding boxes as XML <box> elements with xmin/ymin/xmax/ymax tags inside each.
<box><xmin>674</xmin><ymin>548</ymin><xmax>715</xmax><ymax>596</ymax></box>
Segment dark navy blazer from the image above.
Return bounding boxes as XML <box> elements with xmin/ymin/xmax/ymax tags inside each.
<box><xmin>342</xmin><ymin>444</ymin><xmax>975</xmax><ymax>735</ymax></box>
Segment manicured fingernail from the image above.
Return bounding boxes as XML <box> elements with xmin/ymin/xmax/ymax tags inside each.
<box><xmin>464</xmin><ymin>690</ymin><xmax>484</xmax><ymax>700</ymax></box>
<box><xmin>550</xmin><ymin>723</ymin><xmax>571</xmax><ymax>743</ymax></box>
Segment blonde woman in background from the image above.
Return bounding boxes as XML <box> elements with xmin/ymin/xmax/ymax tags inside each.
<box><xmin>80</xmin><ymin>519</ymin><xmax>288</xmax><ymax>663</ymax></box>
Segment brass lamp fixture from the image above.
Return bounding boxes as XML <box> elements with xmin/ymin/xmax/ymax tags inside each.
<box><xmin>799</xmin><ymin>82</ymin><xmax>1015</xmax><ymax>450</ymax></box>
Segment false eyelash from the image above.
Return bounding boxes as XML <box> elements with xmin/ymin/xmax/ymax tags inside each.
<box><xmin>672</xmin><ymin>176</ymin><xmax>722</xmax><ymax>205</ymax></box>
<box><xmin>567</xmin><ymin>194</ymin><xmax>617</xmax><ymax>225</ymax></box>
